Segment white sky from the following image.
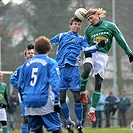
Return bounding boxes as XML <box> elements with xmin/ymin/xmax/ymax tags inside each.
<box><xmin>2</xmin><ymin>0</ymin><xmax>24</xmax><ymax>5</ymax></box>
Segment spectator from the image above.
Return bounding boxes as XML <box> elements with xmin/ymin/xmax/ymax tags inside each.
<box><xmin>92</xmin><ymin>92</ymin><xmax>105</xmax><ymax>128</ymax></box>
<box><xmin>104</xmin><ymin>91</ymin><xmax>120</xmax><ymax>128</ymax></box>
<box><xmin>117</xmin><ymin>89</ymin><xmax>131</xmax><ymax>127</ymax></box>
<box><xmin>0</xmin><ymin>71</ymin><xmax>10</xmax><ymax>133</ymax></box>
<box><xmin>7</xmin><ymin>91</ymin><xmax>19</xmax><ymax>131</ymax></box>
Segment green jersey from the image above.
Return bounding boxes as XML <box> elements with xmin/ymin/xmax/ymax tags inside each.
<box><xmin>0</xmin><ymin>82</ymin><xmax>8</xmax><ymax>109</ymax></box>
<box><xmin>85</xmin><ymin>20</ymin><xmax>132</xmax><ymax>55</ymax></box>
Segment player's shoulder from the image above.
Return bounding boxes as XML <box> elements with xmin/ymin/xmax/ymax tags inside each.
<box><xmin>16</xmin><ymin>65</ymin><xmax>22</xmax><ymax>71</ymax></box>
<box><xmin>103</xmin><ymin>20</ymin><xmax>116</xmax><ymax>27</ymax></box>
<box><xmin>48</xmin><ymin>57</ymin><xmax>58</xmax><ymax>65</ymax></box>
<box><xmin>1</xmin><ymin>82</ymin><xmax>7</xmax><ymax>87</ymax></box>
<box><xmin>78</xmin><ymin>34</ymin><xmax>84</xmax><ymax>40</ymax></box>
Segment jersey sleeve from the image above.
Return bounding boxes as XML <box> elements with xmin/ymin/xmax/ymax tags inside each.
<box><xmin>81</xmin><ymin>37</ymin><xmax>99</xmax><ymax>54</ymax></box>
<box><xmin>112</xmin><ymin>23</ymin><xmax>132</xmax><ymax>55</ymax></box>
<box><xmin>50</xmin><ymin>33</ymin><xmax>61</xmax><ymax>46</ymax></box>
<box><xmin>10</xmin><ymin>66</ymin><xmax>21</xmax><ymax>89</ymax></box>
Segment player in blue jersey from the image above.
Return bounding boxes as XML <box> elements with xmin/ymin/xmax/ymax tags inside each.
<box><xmin>10</xmin><ymin>44</ymin><xmax>34</xmax><ymax>133</ymax></box>
<box><xmin>18</xmin><ymin>36</ymin><xmax>62</xmax><ymax>133</ymax></box>
<box><xmin>50</xmin><ymin>17</ymin><xmax>106</xmax><ymax>133</ymax></box>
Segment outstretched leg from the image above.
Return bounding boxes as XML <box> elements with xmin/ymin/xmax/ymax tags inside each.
<box><xmin>80</xmin><ymin>63</ymin><xmax>92</xmax><ymax>104</ymax></box>
<box><xmin>88</xmin><ymin>74</ymin><xmax>103</xmax><ymax>122</ymax></box>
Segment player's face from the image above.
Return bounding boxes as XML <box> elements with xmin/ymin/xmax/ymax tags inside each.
<box><xmin>86</xmin><ymin>14</ymin><xmax>100</xmax><ymax>25</ymax></box>
<box><xmin>0</xmin><ymin>72</ymin><xmax>3</xmax><ymax>83</ymax></box>
<box><xmin>69</xmin><ymin>21</ymin><xmax>81</xmax><ymax>33</ymax></box>
<box><xmin>25</xmin><ymin>49</ymin><xmax>34</xmax><ymax>60</ymax></box>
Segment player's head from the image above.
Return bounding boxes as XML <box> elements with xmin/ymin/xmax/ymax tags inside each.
<box><xmin>0</xmin><ymin>71</ymin><xmax>3</xmax><ymax>83</ymax></box>
<box><xmin>24</xmin><ymin>43</ymin><xmax>34</xmax><ymax>60</ymax></box>
<box><xmin>34</xmin><ymin>36</ymin><xmax>52</xmax><ymax>55</ymax></box>
<box><xmin>85</xmin><ymin>7</ymin><xmax>106</xmax><ymax>25</ymax></box>
<box><xmin>69</xmin><ymin>17</ymin><xmax>82</xmax><ymax>33</ymax></box>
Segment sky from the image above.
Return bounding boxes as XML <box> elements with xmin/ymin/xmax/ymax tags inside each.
<box><xmin>2</xmin><ymin>0</ymin><xmax>24</xmax><ymax>5</ymax></box>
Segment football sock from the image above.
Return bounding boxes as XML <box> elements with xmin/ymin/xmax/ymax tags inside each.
<box><xmin>2</xmin><ymin>126</ymin><xmax>9</xmax><ymax>133</ymax></box>
<box><xmin>21</xmin><ymin>123</ymin><xmax>29</xmax><ymax>133</ymax></box>
<box><xmin>61</xmin><ymin>102</ymin><xmax>70</xmax><ymax>120</ymax></box>
<box><xmin>74</xmin><ymin>102</ymin><xmax>83</xmax><ymax>121</ymax></box>
<box><xmin>91</xmin><ymin>90</ymin><xmax>101</xmax><ymax>108</ymax></box>
<box><xmin>80</xmin><ymin>77</ymin><xmax>89</xmax><ymax>91</ymax></box>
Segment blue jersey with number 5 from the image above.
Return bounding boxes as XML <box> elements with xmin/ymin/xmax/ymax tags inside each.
<box><xmin>18</xmin><ymin>54</ymin><xmax>60</xmax><ymax>109</ymax></box>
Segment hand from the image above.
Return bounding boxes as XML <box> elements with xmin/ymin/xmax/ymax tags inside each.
<box><xmin>98</xmin><ymin>40</ymin><xmax>106</xmax><ymax>47</ymax></box>
<box><xmin>128</xmin><ymin>53</ymin><xmax>133</xmax><ymax>63</ymax></box>
<box><xmin>54</xmin><ymin>104</ymin><xmax>61</xmax><ymax>113</ymax></box>
<box><xmin>54</xmin><ymin>100</ymin><xmax>61</xmax><ymax>113</ymax></box>
<box><xmin>0</xmin><ymin>103</ymin><xmax>7</xmax><ymax>108</ymax></box>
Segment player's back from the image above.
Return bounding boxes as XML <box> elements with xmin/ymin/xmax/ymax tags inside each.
<box><xmin>19</xmin><ymin>54</ymin><xmax>59</xmax><ymax>108</ymax></box>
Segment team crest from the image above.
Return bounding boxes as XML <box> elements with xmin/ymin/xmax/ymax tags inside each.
<box><xmin>0</xmin><ymin>94</ymin><xmax>3</xmax><ymax>100</ymax></box>
<box><xmin>93</xmin><ymin>36</ymin><xmax>108</xmax><ymax>44</ymax></box>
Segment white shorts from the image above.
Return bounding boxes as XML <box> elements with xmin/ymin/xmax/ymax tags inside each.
<box><xmin>0</xmin><ymin>108</ymin><xmax>7</xmax><ymax>121</ymax></box>
<box><xmin>83</xmin><ymin>51</ymin><xmax>109</xmax><ymax>79</ymax></box>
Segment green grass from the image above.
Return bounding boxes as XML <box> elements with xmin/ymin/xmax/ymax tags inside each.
<box><xmin>0</xmin><ymin>128</ymin><xmax>133</xmax><ymax>133</ymax></box>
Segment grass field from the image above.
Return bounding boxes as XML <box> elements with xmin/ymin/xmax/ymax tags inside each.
<box><xmin>0</xmin><ymin>128</ymin><xmax>133</xmax><ymax>133</ymax></box>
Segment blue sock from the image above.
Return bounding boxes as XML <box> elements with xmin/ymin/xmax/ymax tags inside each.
<box><xmin>74</xmin><ymin>102</ymin><xmax>83</xmax><ymax>121</ymax></box>
<box><xmin>21</xmin><ymin>123</ymin><xmax>29</xmax><ymax>133</ymax></box>
<box><xmin>61</xmin><ymin>102</ymin><xmax>70</xmax><ymax>120</ymax></box>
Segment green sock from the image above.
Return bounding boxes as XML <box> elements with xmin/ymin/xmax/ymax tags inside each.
<box><xmin>80</xmin><ymin>77</ymin><xmax>89</xmax><ymax>91</ymax></box>
<box><xmin>2</xmin><ymin>126</ymin><xmax>9</xmax><ymax>133</ymax></box>
<box><xmin>91</xmin><ymin>90</ymin><xmax>101</xmax><ymax>108</ymax></box>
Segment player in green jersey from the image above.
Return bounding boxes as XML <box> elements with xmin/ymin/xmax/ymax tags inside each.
<box><xmin>0</xmin><ymin>71</ymin><xmax>10</xmax><ymax>133</ymax></box>
<box><xmin>80</xmin><ymin>7</ymin><xmax>133</xmax><ymax>122</ymax></box>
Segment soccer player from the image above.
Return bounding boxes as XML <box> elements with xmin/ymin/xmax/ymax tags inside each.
<box><xmin>50</xmin><ymin>17</ymin><xmax>106</xmax><ymax>133</ymax></box>
<box><xmin>0</xmin><ymin>71</ymin><xmax>10</xmax><ymax>133</ymax></box>
<box><xmin>18</xmin><ymin>36</ymin><xmax>62</xmax><ymax>133</ymax></box>
<box><xmin>80</xmin><ymin>7</ymin><xmax>133</xmax><ymax>122</ymax></box>
<box><xmin>10</xmin><ymin>44</ymin><xmax>34</xmax><ymax>133</ymax></box>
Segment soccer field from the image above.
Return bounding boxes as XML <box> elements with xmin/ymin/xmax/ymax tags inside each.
<box><xmin>0</xmin><ymin>128</ymin><xmax>133</xmax><ymax>133</ymax></box>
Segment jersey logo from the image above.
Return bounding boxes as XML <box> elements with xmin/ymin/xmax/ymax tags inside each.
<box><xmin>0</xmin><ymin>94</ymin><xmax>3</xmax><ymax>100</ymax></box>
<box><xmin>93</xmin><ymin>36</ymin><xmax>108</xmax><ymax>44</ymax></box>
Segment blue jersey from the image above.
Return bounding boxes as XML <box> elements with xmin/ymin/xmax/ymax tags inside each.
<box><xmin>10</xmin><ymin>66</ymin><xmax>23</xmax><ymax>103</ymax></box>
<box><xmin>50</xmin><ymin>31</ymin><xmax>98</xmax><ymax>67</ymax></box>
<box><xmin>18</xmin><ymin>54</ymin><xmax>60</xmax><ymax>115</ymax></box>
<box><xmin>10</xmin><ymin>66</ymin><xmax>21</xmax><ymax>90</ymax></box>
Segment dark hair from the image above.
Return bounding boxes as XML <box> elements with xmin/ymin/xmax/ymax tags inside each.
<box><xmin>34</xmin><ymin>36</ymin><xmax>52</xmax><ymax>54</ymax></box>
<box><xmin>69</xmin><ymin>17</ymin><xmax>82</xmax><ymax>25</ymax></box>
<box><xmin>27</xmin><ymin>43</ymin><xmax>34</xmax><ymax>50</ymax></box>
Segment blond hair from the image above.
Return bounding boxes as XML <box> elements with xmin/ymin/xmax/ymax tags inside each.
<box><xmin>86</xmin><ymin>7</ymin><xmax>106</xmax><ymax>19</ymax></box>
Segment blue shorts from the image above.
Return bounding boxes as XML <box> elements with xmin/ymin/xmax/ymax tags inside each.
<box><xmin>59</xmin><ymin>64</ymin><xmax>80</xmax><ymax>92</ymax></box>
<box><xmin>28</xmin><ymin>112</ymin><xmax>62</xmax><ymax>132</ymax></box>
